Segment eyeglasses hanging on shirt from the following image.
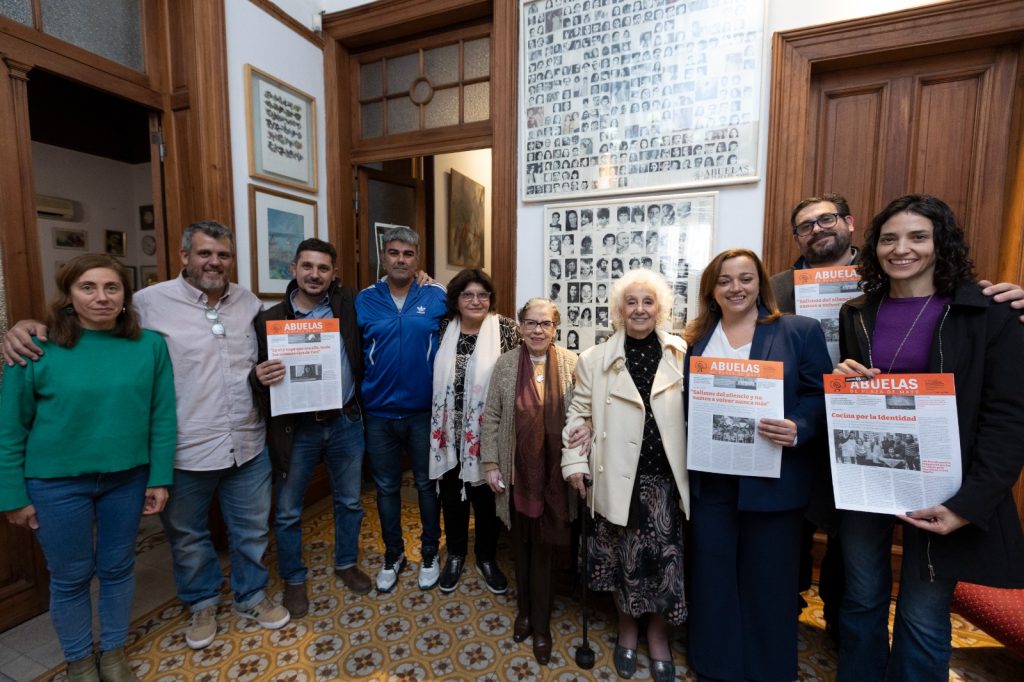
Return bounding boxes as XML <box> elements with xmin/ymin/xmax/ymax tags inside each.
<box><xmin>205</xmin><ymin>307</ymin><xmax>225</xmax><ymax>337</ymax></box>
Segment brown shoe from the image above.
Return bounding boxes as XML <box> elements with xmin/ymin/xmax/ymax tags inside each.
<box><xmin>282</xmin><ymin>583</ymin><xmax>308</xmax><ymax>618</ymax></box>
<box><xmin>532</xmin><ymin>632</ymin><xmax>552</xmax><ymax>665</ymax></box>
<box><xmin>335</xmin><ymin>565</ymin><xmax>373</xmax><ymax>595</ymax></box>
<box><xmin>66</xmin><ymin>656</ymin><xmax>100</xmax><ymax>682</ymax></box>
<box><xmin>98</xmin><ymin>647</ymin><xmax>138</xmax><ymax>682</ymax></box>
<box><xmin>513</xmin><ymin>613</ymin><xmax>532</xmax><ymax>642</ymax></box>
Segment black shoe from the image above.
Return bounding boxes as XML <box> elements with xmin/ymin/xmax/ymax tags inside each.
<box><xmin>650</xmin><ymin>658</ymin><xmax>674</xmax><ymax>682</ymax></box>
<box><xmin>439</xmin><ymin>555</ymin><xmax>465</xmax><ymax>593</ymax></box>
<box><xmin>476</xmin><ymin>559</ymin><xmax>508</xmax><ymax>594</ymax></box>
<box><xmin>614</xmin><ymin>640</ymin><xmax>637</xmax><ymax>679</ymax></box>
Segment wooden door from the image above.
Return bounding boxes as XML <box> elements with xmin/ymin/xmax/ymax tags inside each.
<box><xmin>355</xmin><ymin>166</ymin><xmax>426</xmax><ymax>289</ymax></box>
<box><xmin>804</xmin><ymin>45</ymin><xmax>1019</xmax><ymax>281</ymax></box>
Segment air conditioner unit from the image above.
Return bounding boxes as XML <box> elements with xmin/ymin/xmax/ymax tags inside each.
<box><xmin>36</xmin><ymin>194</ymin><xmax>79</xmax><ymax>221</ymax></box>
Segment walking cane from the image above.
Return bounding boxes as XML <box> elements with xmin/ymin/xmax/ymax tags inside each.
<box><xmin>575</xmin><ymin>478</ymin><xmax>596</xmax><ymax>669</ymax></box>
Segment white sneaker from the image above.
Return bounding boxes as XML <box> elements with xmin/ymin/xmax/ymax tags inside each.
<box><xmin>418</xmin><ymin>553</ymin><xmax>440</xmax><ymax>590</ymax></box>
<box><xmin>232</xmin><ymin>597</ymin><xmax>290</xmax><ymax>630</ymax></box>
<box><xmin>185</xmin><ymin>605</ymin><xmax>218</xmax><ymax>649</ymax></box>
<box><xmin>376</xmin><ymin>554</ymin><xmax>407</xmax><ymax>592</ymax></box>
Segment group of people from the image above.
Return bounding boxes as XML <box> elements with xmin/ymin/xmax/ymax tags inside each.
<box><xmin>1</xmin><ymin>192</ymin><xmax>1023</xmax><ymax>682</ymax></box>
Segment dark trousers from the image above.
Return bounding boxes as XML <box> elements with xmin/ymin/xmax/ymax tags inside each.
<box><xmin>439</xmin><ymin>462</ymin><xmax>499</xmax><ymax>560</ymax></box>
<box><xmin>688</xmin><ymin>474</ymin><xmax>805</xmax><ymax>682</ymax></box>
<box><xmin>511</xmin><ymin>497</ymin><xmax>554</xmax><ymax>638</ymax></box>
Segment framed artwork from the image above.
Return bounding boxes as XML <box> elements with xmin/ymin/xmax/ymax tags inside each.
<box><xmin>248</xmin><ymin>184</ymin><xmax>318</xmax><ymax>298</ymax></box>
<box><xmin>544</xmin><ymin>191</ymin><xmax>716</xmax><ymax>352</ymax></box>
<box><xmin>52</xmin><ymin>227</ymin><xmax>87</xmax><ymax>251</ymax></box>
<box><xmin>124</xmin><ymin>265</ymin><xmax>138</xmax><ymax>291</ymax></box>
<box><xmin>447</xmin><ymin>169</ymin><xmax>485</xmax><ymax>268</ymax></box>
<box><xmin>139</xmin><ymin>205</ymin><xmax>155</xmax><ymax>231</ymax></box>
<box><xmin>140</xmin><ymin>266</ymin><xmax>160</xmax><ymax>288</ymax></box>
<box><xmin>105</xmin><ymin>230</ymin><xmax>127</xmax><ymax>257</ymax></box>
<box><xmin>520</xmin><ymin>0</ymin><xmax>764</xmax><ymax>201</ymax></box>
<box><xmin>245</xmin><ymin>64</ymin><xmax>318</xmax><ymax>193</ymax></box>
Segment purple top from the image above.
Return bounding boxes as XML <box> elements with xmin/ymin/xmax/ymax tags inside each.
<box><xmin>872</xmin><ymin>294</ymin><xmax>951</xmax><ymax>373</ymax></box>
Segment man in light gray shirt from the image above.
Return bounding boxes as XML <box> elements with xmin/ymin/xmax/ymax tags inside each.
<box><xmin>3</xmin><ymin>221</ymin><xmax>289</xmax><ymax>650</ymax></box>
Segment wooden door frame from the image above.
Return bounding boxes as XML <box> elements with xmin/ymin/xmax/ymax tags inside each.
<box><xmin>323</xmin><ymin>0</ymin><xmax>518</xmax><ymax>315</ymax></box>
<box><xmin>763</xmin><ymin>0</ymin><xmax>1024</xmax><ymax>280</ymax></box>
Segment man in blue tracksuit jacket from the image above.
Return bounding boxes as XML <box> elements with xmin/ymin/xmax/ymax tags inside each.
<box><xmin>355</xmin><ymin>226</ymin><xmax>447</xmax><ymax>592</ymax></box>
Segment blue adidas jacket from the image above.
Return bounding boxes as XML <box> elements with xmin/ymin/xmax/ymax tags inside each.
<box><xmin>356</xmin><ymin>278</ymin><xmax>447</xmax><ymax>418</ymax></box>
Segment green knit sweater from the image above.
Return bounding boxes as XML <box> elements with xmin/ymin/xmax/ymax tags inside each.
<box><xmin>0</xmin><ymin>329</ymin><xmax>177</xmax><ymax>511</ymax></box>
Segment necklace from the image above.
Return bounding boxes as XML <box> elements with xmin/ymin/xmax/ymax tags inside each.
<box><xmin>876</xmin><ymin>293</ymin><xmax>934</xmax><ymax>372</ymax></box>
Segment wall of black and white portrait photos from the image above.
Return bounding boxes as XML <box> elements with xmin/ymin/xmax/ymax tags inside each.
<box><xmin>545</xmin><ymin>192</ymin><xmax>715</xmax><ymax>351</ymax></box>
<box><xmin>521</xmin><ymin>0</ymin><xmax>765</xmax><ymax>202</ymax></box>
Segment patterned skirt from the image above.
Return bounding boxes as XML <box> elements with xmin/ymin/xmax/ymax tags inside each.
<box><xmin>586</xmin><ymin>473</ymin><xmax>687</xmax><ymax>625</ymax></box>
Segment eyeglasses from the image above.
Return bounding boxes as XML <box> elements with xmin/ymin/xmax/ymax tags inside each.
<box><xmin>459</xmin><ymin>291</ymin><xmax>491</xmax><ymax>302</ymax></box>
<box><xmin>522</xmin><ymin>319</ymin><xmax>555</xmax><ymax>331</ymax></box>
<box><xmin>793</xmin><ymin>212</ymin><xmax>843</xmax><ymax>236</ymax></box>
<box><xmin>205</xmin><ymin>307</ymin><xmax>225</xmax><ymax>336</ymax></box>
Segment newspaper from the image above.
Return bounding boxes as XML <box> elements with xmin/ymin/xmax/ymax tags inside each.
<box><xmin>825</xmin><ymin>373</ymin><xmax>962</xmax><ymax>515</ymax></box>
<box><xmin>687</xmin><ymin>356</ymin><xmax>785</xmax><ymax>478</ymax></box>
<box><xmin>266</xmin><ymin>318</ymin><xmax>345</xmax><ymax>417</ymax></box>
<box><xmin>793</xmin><ymin>266</ymin><xmax>861</xmax><ymax>365</ymax></box>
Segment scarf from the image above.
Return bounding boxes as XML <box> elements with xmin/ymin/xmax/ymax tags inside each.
<box><xmin>428</xmin><ymin>314</ymin><xmax>501</xmax><ymax>484</ymax></box>
<box><xmin>513</xmin><ymin>344</ymin><xmax>570</xmax><ymax>546</ymax></box>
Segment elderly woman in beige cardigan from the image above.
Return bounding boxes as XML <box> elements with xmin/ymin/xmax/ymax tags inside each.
<box><xmin>480</xmin><ymin>298</ymin><xmax>578</xmax><ymax>666</ymax></box>
<box><xmin>562</xmin><ymin>269</ymin><xmax>689</xmax><ymax>682</ymax></box>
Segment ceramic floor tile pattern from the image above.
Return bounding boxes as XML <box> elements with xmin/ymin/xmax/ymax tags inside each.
<box><xmin>19</xmin><ymin>486</ymin><xmax>1022</xmax><ymax>681</ymax></box>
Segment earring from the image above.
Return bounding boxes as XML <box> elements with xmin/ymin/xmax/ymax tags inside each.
<box><xmin>64</xmin><ymin>305</ymin><xmax>75</xmax><ymax>315</ymax></box>
<box><xmin>709</xmin><ymin>300</ymin><xmax>718</xmax><ymax>312</ymax></box>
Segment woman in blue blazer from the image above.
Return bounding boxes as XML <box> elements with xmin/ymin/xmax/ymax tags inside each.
<box><xmin>683</xmin><ymin>248</ymin><xmax>832</xmax><ymax>682</ymax></box>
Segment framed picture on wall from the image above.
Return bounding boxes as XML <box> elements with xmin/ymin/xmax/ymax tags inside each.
<box><xmin>248</xmin><ymin>184</ymin><xmax>318</xmax><ymax>298</ymax></box>
<box><xmin>139</xmin><ymin>205</ymin><xmax>155</xmax><ymax>231</ymax></box>
<box><xmin>544</xmin><ymin>191</ymin><xmax>717</xmax><ymax>352</ymax></box>
<box><xmin>245</xmin><ymin>65</ymin><xmax>318</xmax><ymax>193</ymax></box>
<box><xmin>140</xmin><ymin>266</ymin><xmax>160</xmax><ymax>288</ymax></box>
<box><xmin>448</xmin><ymin>169</ymin><xmax>485</xmax><ymax>268</ymax></box>
<box><xmin>52</xmin><ymin>227</ymin><xmax>87</xmax><ymax>251</ymax></box>
<box><xmin>519</xmin><ymin>0</ymin><xmax>764</xmax><ymax>202</ymax></box>
<box><xmin>105</xmin><ymin>230</ymin><xmax>127</xmax><ymax>257</ymax></box>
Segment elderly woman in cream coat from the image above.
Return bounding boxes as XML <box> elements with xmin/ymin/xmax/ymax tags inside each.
<box><xmin>562</xmin><ymin>269</ymin><xmax>688</xmax><ymax>682</ymax></box>
<box><xmin>480</xmin><ymin>298</ymin><xmax>579</xmax><ymax>666</ymax></box>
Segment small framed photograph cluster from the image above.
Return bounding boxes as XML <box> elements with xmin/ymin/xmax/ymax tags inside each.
<box><xmin>520</xmin><ymin>0</ymin><xmax>765</xmax><ymax>201</ymax></box>
<box><xmin>544</xmin><ymin>191</ymin><xmax>716</xmax><ymax>352</ymax></box>
<box><xmin>245</xmin><ymin>64</ymin><xmax>318</xmax><ymax>193</ymax></box>
<box><xmin>248</xmin><ymin>184</ymin><xmax>318</xmax><ymax>298</ymax></box>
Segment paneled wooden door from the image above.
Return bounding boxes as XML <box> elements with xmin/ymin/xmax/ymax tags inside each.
<box><xmin>804</xmin><ymin>45</ymin><xmax>1019</xmax><ymax>282</ymax></box>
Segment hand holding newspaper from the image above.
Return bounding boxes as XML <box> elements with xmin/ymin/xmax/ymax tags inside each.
<box><xmin>824</xmin><ymin>373</ymin><xmax>961</xmax><ymax>515</ymax></box>
<box><xmin>686</xmin><ymin>356</ymin><xmax>785</xmax><ymax>478</ymax></box>
<box><xmin>266</xmin><ymin>319</ymin><xmax>345</xmax><ymax>417</ymax></box>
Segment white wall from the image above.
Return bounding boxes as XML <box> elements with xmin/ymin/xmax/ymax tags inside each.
<box><xmin>432</xmin><ymin>149</ymin><xmax>492</xmax><ymax>285</ymax></box>
<box><xmin>32</xmin><ymin>142</ymin><xmax>153</xmax><ymax>301</ymax></box>
<box><xmin>258</xmin><ymin>0</ymin><xmax>953</xmax><ymax>306</ymax></box>
<box><xmin>224</xmin><ymin>0</ymin><xmax>329</xmax><ymax>292</ymax></box>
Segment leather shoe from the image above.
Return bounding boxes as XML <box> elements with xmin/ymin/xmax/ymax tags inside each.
<box><xmin>335</xmin><ymin>566</ymin><xmax>373</xmax><ymax>595</ymax></box>
<box><xmin>439</xmin><ymin>555</ymin><xmax>465</xmax><ymax>593</ymax></box>
<box><xmin>476</xmin><ymin>559</ymin><xmax>508</xmax><ymax>594</ymax></box>
<box><xmin>532</xmin><ymin>632</ymin><xmax>552</xmax><ymax>665</ymax></box>
<box><xmin>650</xmin><ymin>658</ymin><xmax>675</xmax><ymax>682</ymax></box>
<box><xmin>512</xmin><ymin>613</ymin><xmax>531</xmax><ymax>642</ymax></box>
<box><xmin>614</xmin><ymin>640</ymin><xmax>637</xmax><ymax>678</ymax></box>
<box><xmin>282</xmin><ymin>582</ymin><xmax>308</xmax><ymax>618</ymax></box>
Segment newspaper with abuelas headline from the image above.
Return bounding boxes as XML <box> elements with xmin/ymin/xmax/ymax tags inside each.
<box><xmin>687</xmin><ymin>357</ymin><xmax>784</xmax><ymax>478</ymax></box>
<box><xmin>266</xmin><ymin>318</ymin><xmax>344</xmax><ymax>417</ymax></box>
<box><xmin>825</xmin><ymin>373</ymin><xmax>962</xmax><ymax>515</ymax></box>
<box><xmin>794</xmin><ymin>266</ymin><xmax>861</xmax><ymax>366</ymax></box>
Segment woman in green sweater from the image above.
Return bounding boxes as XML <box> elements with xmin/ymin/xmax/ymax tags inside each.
<box><xmin>0</xmin><ymin>254</ymin><xmax>176</xmax><ymax>682</ymax></box>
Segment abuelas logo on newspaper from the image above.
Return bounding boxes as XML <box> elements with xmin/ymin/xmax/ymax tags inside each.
<box><xmin>282</xmin><ymin>320</ymin><xmax>325</xmax><ymax>333</ymax></box>
<box><xmin>847</xmin><ymin>376</ymin><xmax>918</xmax><ymax>393</ymax></box>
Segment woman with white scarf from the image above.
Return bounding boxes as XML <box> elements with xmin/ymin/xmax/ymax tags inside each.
<box><xmin>429</xmin><ymin>269</ymin><xmax>520</xmax><ymax>594</ymax></box>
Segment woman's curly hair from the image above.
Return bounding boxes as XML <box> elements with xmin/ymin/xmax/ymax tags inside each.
<box><xmin>858</xmin><ymin>194</ymin><xmax>974</xmax><ymax>296</ymax></box>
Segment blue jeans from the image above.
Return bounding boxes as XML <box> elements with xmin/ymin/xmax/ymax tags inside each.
<box><xmin>838</xmin><ymin>511</ymin><xmax>955</xmax><ymax>682</ymax></box>
<box><xmin>275</xmin><ymin>412</ymin><xmax>365</xmax><ymax>583</ymax></box>
<box><xmin>160</xmin><ymin>449</ymin><xmax>272</xmax><ymax>611</ymax></box>
<box><xmin>27</xmin><ymin>466</ymin><xmax>148</xmax><ymax>662</ymax></box>
<box><xmin>365</xmin><ymin>412</ymin><xmax>440</xmax><ymax>561</ymax></box>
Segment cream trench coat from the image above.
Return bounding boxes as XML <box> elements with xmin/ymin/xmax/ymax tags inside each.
<box><xmin>561</xmin><ymin>328</ymin><xmax>689</xmax><ymax>526</ymax></box>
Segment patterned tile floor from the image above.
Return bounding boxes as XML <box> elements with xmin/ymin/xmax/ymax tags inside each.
<box><xmin>23</xmin><ymin>484</ymin><xmax>1023</xmax><ymax>681</ymax></box>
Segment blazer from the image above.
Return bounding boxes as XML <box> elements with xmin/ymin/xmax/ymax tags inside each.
<box><xmin>249</xmin><ymin>279</ymin><xmax>364</xmax><ymax>476</ymax></box>
<box><xmin>686</xmin><ymin>310</ymin><xmax>832</xmax><ymax>512</ymax></box>
<box><xmin>480</xmin><ymin>344</ymin><xmax>578</xmax><ymax>530</ymax></box>
<box><xmin>839</xmin><ymin>283</ymin><xmax>1024</xmax><ymax>587</ymax></box>
<box><xmin>562</xmin><ymin>329</ymin><xmax>690</xmax><ymax>526</ymax></box>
